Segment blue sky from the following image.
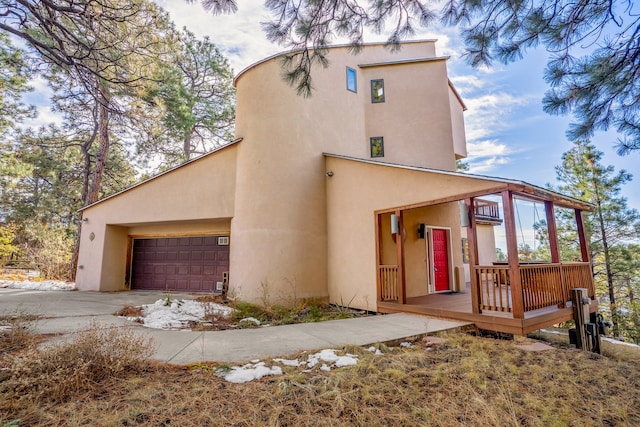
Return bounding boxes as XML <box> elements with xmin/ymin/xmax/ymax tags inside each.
<box><xmin>158</xmin><ymin>0</ymin><xmax>640</xmax><ymax>213</ymax></box>
<box><xmin>23</xmin><ymin>0</ymin><xmax>640</xmax><ymax>211</ymax></box>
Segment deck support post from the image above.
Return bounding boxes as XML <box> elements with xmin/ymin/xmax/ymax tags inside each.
<box><xmin>465</xmin><ymin>198</ymin><xmax>481</xmax><ymax>314</ymax></box>
<box><xmin>502</xmin><ymin>191</ymin><xmax>524</xmax><ymax>319</ymax></box>
<box><xmin>375</xmin><ymin>213</ymin><xmax>383</xmax><ymax>302</ymax></box>
<box><xmin>571</xmin><ymin>288</ymin><xmax>598</xmax><ymax>352</ymax></box>
<box><xmin>545</xmin><ymin>201</ymin><xmax>564</xmax><ymax>308</ymax></box>
<box><xmin>395</xmin><ymin>209</ymin><xmax>406</xmax><ymax>305</ymax></box>
<box><xmin>545</xmin><ymin>201</ymin><xmax>560</xmax><ymax>264</ymax></box>
<box><xmin>575</xmin><ymin>210</ymin><xmax>591</xmax><ymax>264</ymax></box>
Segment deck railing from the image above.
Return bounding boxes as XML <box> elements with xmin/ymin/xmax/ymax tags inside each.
<box><xmin>474</xmin><ymin>200</ymin><xmax>501</xmax><ymax>220</ymax></box>
<box><xmin>378</xmin><ymin>265</ymin><xmax>399</xmax><ymax>301</ymax></box>
<box><xmin>475</xmin><ymin>266</ymin><xmax>512</xmax><ymax>312</ymax></box>
<box><xmin>474</xmin><ymin>262</ymin><xmax>594</xmax><ymax>314</ymax></box>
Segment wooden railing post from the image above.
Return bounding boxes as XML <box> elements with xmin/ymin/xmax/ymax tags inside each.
<box><xmin>502</xmin><ymin>191</ymin><xmax>524</xmax><ymax>318</ymax></box>
<box><xmin>395</xmin><ymin>209</ymin><xmax>406</xmax><ymax>305</ymax></box>
<box><xmin>466</xmin><ymin>198</ymin><xmax>481</xmax><ymax>314</ymax></box>
<box><xmin>545</xmin><ymin>201</ymin><xmax>560</xmax><ymax>264</ymax></box>
<box><xmin>571</xmin><ymin>288</ymin><xmax>591</xmax><ymax>351</ymax></box>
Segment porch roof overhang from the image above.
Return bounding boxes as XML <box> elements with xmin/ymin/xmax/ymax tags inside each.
<box><xmin>323</xmin><ymin>153</ymin><xmax>594</xmax><ymax>212</ymax></box>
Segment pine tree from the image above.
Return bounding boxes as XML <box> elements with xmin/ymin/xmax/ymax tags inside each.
<box><xmin>194</xmin><ymin>0</ymin><xmax>640</xmax><ymax>152</ymax></box>
<box><xmin>555</xmin><ymin>141</ymin><xmax>640</xmax><ymax>337</ymax></box>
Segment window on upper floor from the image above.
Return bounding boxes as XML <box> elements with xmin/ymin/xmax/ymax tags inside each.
<box><xmin>346</xmin><ymin>67</ymin><xmax>357</xmax><ymax>92</ymax></box>
<box><xmin>370</xmin><ymin>137</ymin><xmax>384</xmax><ymax>157</ymax></box>
<box><xmin>371</xmin><ymin>79</ymin><xmax>385</xmax><ymax>103</ymax></box>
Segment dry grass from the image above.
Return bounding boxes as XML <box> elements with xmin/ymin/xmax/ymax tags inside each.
<box><xmin>2</xmin><ymin>330</ymin><xmax>639</xmax><ymax>426</ymax></box>
<box><xmin>0</xmin><ymin>312</ymin><xmax>39</xmax><ymax>355</ymax></box>
<box><xmin>114</xmin><ymin>305</ymin><xmax>144</xmax><ymax>318</ymax></box>
<box><xmin>1</xmin><ymin>323</ymin><xmax>155</xmax><ymax>410</ymax></box>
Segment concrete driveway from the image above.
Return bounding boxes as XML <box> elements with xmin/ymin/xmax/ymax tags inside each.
<box><xmin>0</xmin><ymin>288</ymin><xmax>471</xmax><ymax>364</ymax></box>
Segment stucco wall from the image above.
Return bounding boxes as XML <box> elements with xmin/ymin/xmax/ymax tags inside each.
<box><xmin>231</xmin><ymin>40</ymin><xmax>463</xmax><ymax>304</ymax></box>
<box><xmin>403</xmin><ymin>204</ymin><xmax>462</xmax><ymax>298</ymax></box>
<box><xmin>325</xmin><ymin>156</ymin><xmax>508</xmax><ymax>311</ymax></box>
<box><xmin>449</xmin><ymin>87</ymin><xmax>467</xmax><ymax>159</ymax></box>
<box><xmin>477</xmin><ymin>224</ymin><xmax>498</xmax><ymax>265</ymax></box>
<box><xmin>361</xmin><ymin>59</ymin><xmax>457</xmax><ymax>170</ymax></box>
<box><xmin>75</xmin><ymin>144</ymin><xmax>238</xmax><ymax>291</ymax></box>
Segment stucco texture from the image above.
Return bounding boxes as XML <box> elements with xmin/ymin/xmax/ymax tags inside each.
<box><xmin>76</xmin><ymin>144</ymin><xmax>237</xmax><ymax>291</ymax></box>
<box><xmin>325</xmin><ymin>155</ymin><xmax>511</xmax><ymax>311</ymax></box>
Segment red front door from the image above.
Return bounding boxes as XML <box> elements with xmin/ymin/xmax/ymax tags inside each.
<box><xmin>432</xmin><ymin>229</ymin><xmax>450</xmax><ymax>292</ymax></box>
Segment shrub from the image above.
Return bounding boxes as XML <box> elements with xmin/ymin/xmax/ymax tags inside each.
<box><xmin>2</xmin><ymin>323</ymin><xmax>155</xmax><ymax>403</ymax></box>
<box><xmin>0</xmin><ymin>312</ymin><xmax>38</xmax><ymax>353</ymax></box>
<box><xmin>20</xmin><ymin>222</ymin><xmax>73</xmax><ymax>280</ymax></box>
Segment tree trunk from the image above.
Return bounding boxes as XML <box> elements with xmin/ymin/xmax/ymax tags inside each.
<box><xmin>183</xmin><ymin>130</ymin><xmax>193</xmax><ymax>161</ymax></box>
<box><xmin>69</xmin><ymin>88</ymin><xmax>108</xmax><ymax>281</ymax></box>
<box><xmin>86</xmin><ymin>98</ymin><xmax>110</xmax><ymax>204</ymax></box>
<box><xmin>593</xmin><ymin>173</ymin><xmax>619</xmax><ymax>336</ymax></box>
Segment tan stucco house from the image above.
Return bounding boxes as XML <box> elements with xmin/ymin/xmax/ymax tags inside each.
<box><xmin>76</xmin><ymin>40</ymin><xmax>597</xmax><ymax>334</ymax></box>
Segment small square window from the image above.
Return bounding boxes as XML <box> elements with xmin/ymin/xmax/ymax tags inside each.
<box><xmin>371</xmin><ymin>79</ymin><xmax>385</xmax><ymax>103</ymax></box>
<box><xmin>370</xmin><ymin>137</ymin><xmax>384</xmax><ymax>157</ymax></box>
<box><xmin>346</xmin><ymin>67</ymin><xmax>357</xmax><ymax>92</ymax></box>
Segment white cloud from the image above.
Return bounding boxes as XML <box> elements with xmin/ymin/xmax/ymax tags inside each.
<box><xmin>465</xmin><ymin>140</ymin><xmax>512</xmax><ymax>174</ymax></box>
<box><xmin>464</xmin><ymin>92</ymin><xmax>532</xmax><ymax>140</ymax></box>
<box><xmin>157</xmin><ymin>0</ymin><xmax>282</xmax><ymax>73</ymax></box>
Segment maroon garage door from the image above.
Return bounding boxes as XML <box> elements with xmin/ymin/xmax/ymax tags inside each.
<box><xmin>130</xmin><ymin>236</ymin><xmax>229</xmax><ymax>292</ymax></box>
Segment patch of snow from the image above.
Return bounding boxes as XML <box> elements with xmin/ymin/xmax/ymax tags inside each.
<box><xmin>602</xmin><ymin>337</ymin><xmax>640</xmax><ymax>348</ymax></box>
<box><xmin>273</xmin><ymin>358</ymin><xmax>302</xmax><ymax>367</ymax></box>
<box><xmin>228</xmin><ymin>349</ymin><xmax>360</xmax><ymax>383</ymax></box>
<box><xmin>367</xmin><ymin>346</ymin><xmax>383</xmax><ymax>356</ymax></box>
<box><xmin>138</xmin><ymin>299</ymin><xmax>235</xmax><ymax>330</ymax></box>
<box><xmin>399</xmin><ymin>341</ymin><xmax>413</xmax><ymax>348</ymax></box>
<box><xmin>306</xmin><ymin>349</ymin><xmax>358</xmax><ymax>369</ymax></box>
<box><xmin>0</xmin><ymin>279</ymin><xmax>76</xmax><ymax>291</ymax></box>
<box><xmin>220</xmin><ymin>361</ymin><xmax>283</xmax><ymax>384</ymax></box>
<box><xmin>240</xmin><ymin>317</ymin><xmax>261</xmax><ymax>326</ymax></box>
<box><xmin>541</xmin><ymin>329</ymin><xmax>639</xmax><ymax>348</ymax></box>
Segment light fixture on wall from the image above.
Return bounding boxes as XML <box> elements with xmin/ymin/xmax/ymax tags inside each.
<box><xmin>418</xmin><ymin>223</ymin><xmax>426</xmax><ymax>239</ymax></box>
<box><xmin>391</xmin><ymin>214</ymin><xmax>399</xmax><ymax>235</ymax></box>
<box><xmin>326</xmin><ymin>171</ymin><xmax>334</xmax><ymax>177</ymax></box>
<box><xmin>459</xmin><ymin>201</ymin><xmax>470</xmax><ymax>227</ymax></box>
<box><xmin>82</xmin><ymin>217</ymin><xmax>89</xmax><ymax>222</ymax></box>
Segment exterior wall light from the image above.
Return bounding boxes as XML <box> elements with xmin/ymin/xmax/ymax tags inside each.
<box><xmin>326</xmin><ymin>171</ymin><xmax>334</xmax><ymax>177</ymax></box>
<box><xmin>391</xmin><ymin>214</ymin><xmax>399</xmax><ymax>235</ymax></box>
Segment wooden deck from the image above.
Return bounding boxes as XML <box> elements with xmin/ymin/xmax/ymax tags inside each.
<box><xmin>377</xmin><ymin>286</ymin><xmax>598</xmax><ymax>335</ymax></box>
<box><xmin>377</xmin><ymin>261</ymin><xmax>597</xmax><ymax>335</ymax></box>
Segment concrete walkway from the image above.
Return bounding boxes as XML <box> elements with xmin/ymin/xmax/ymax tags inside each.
<box><xmin>0</xmin><ymin>288</ymin><xmax>472</xmax><ymax>364</ymax></box>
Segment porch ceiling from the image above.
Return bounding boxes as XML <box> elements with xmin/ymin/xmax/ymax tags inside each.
<box><xmin>323</xmin><ymin>153</ymin><xmax>594</xmax><ymax>212</ymax></box>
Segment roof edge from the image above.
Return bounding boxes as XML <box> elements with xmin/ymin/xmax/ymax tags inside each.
<box><xmin>233</xmin><ymin>39</ymin><xmax>439</xmax><ymax>87</ymax></box>
<box><xmin>448</xmin><ymin>79</ymin><xmax>467</xmax><ymax>111</ymax></box>
<box><xmin>322</xmin><ymin>153</ymin><xmax>594</xmax><ymax>210</ymax></box>
<box><xmin>357</xmin><ymin>55</ymin><xmax>449</xmax><ymax>68</ymax></box>
<box><xmin>80</xmin><ymin>138</ymin><xmax>243</xmax><ymax>212</ymax></box>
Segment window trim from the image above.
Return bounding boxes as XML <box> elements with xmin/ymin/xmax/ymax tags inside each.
<box><xmin>370</xmin><ymin>79</ymin><xmax>385</xmax><ymax>103</ymax></box>
<box><xmin>346</xmin><ymin>67</ymin><xmax>357</xmax><ymax>93</ymax></box>
<box><xmin>370</xmin><ymin>136</ymin><xmax>384</xmax><ymax>158</ymax></box>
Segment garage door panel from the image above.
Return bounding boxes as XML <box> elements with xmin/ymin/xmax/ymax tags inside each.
<box><xmin>131</xmin><ymin>236</ymin><xmax>229</xmax><ymax>292</ymax></box>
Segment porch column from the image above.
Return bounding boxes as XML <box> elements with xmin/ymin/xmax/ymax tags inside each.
<box><xmin>466</xmin><ymin>198</ymin><xmax>481</xmax><ymax>314</ymax></box>
<box><xmin>545</xmin><ymin>201</ymin><xmax>560</xmax><ymax>264</ymax></box>
<box><xmin>502</xmin><ymin>191</ymin><xmax>524</xmax><ymax>319</ymax></box>
<box><xmin>545</xmin><ymin>201</ymin><xmax>564</xmax><ymax>307</ymax></box>
<box><xmin>575</xmin><ymin>209</ymin><xmax>591</xmax><ymax>263</ymax></box>
<box><xmin>395</xmin><ymin>209</ymin><xmax>407</xmax><ymax>304</ymax></box>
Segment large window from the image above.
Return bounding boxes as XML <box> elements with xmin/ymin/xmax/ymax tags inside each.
<box><xmin>371</xmin><ymin>79</ymin><xmax>385</xmax><ymax>103</ymax></box>
<box><xmin>370</xmin><ymin>137</ymin><xmax>384</xmax><ymax>157</ymax></box>
<box><xmin>346</xmin><ymin>67</ymin><xmax>357</xmax><ymax>92</ymax></box>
